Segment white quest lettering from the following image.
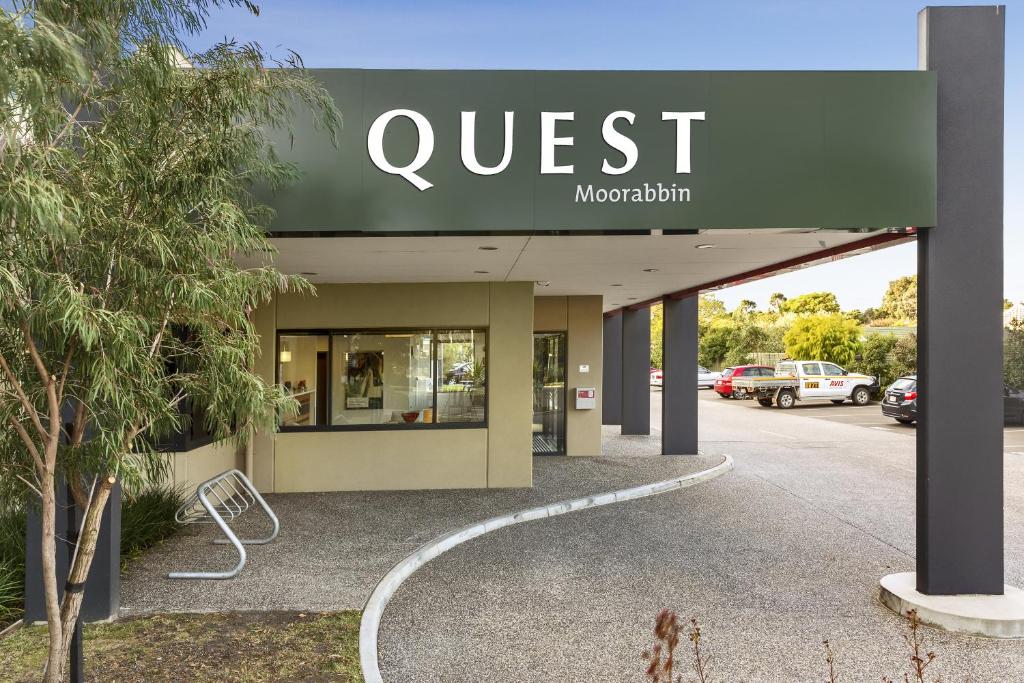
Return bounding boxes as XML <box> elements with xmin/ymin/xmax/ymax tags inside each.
<box><xmin>661</xmin><ymin>112</ymin><xmax>705</xmax><ymax>174</ymax></box>
<box><xmin>461</xmin><ymin>111</ymin><xmax>515</xmax><ymax>175</ymax></box>
<box><xmin>367</xmin><ymin>109</ymin><xmax>435</xmax><ymax>191</ymax></box>
<box><xmin>540</xmin><ymin>112</ymin><xmax>574</xmax><ymax>174</ymax></box>
<box><xmin>601</xmin><ymin>111</ymin><xmax>638</xmax><ymax>175</ymax></box>
<box><xmin>367</xmin><ymin>108</ymin><xmax>708</xmax><ymax>190</ymax></box>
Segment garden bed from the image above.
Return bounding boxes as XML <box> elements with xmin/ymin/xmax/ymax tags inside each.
<box><xmin>0</xmin><ymin>611</ymin><xmax>362</xmax><ymax>682</ymax></box>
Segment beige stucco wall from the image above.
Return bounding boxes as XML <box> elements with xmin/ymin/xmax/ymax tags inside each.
<box><xmin>566</xmin><ymin>296</ymin><xmax>604</xmax><ymax>455</ymax></box>
<box><xmin>486</xmin><ymin>282</ymin><xmax>534</xmax><ymax>486</ymax></box>
<box><xmin>251</xmin><ymin>282</ymin><xmax>533</xmax><ymax>492</ymax></box>
<box><xmin>169</xmin><ymin>440</ymin><xmax>242</xmax><ymax>493</ymax></box>
<box><xmin>534</xmin><ymin>296</ymin><xmax>605</xmax><ymax>456</ymax></box>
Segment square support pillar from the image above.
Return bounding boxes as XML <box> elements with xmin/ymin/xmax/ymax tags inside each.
<box><xmin>917</xmin><ymin>5</ymin><xmax>1005</xmax><ymax>595</ymax></box>
<box><xmin>602</xmin><ymin>314</ymin><xmax>623</xmax><ymax>426</ymax></box>
<box><xmin>662</xmin><ymin>295</ymin><xmax>699</xmax><ymax>455</ymax></box>
<box><xmin>621</xmin><ymin>307</ymin><xmax>651</xmax><ymax>435</ymax></box>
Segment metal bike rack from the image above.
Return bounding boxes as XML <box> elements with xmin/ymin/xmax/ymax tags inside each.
<box><xmin>168</xmin><ymin>469</ymin><xmax>279</xmax><ymax>580</ymax></box>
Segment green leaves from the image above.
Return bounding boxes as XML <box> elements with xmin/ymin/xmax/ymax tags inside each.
<box><xmin>783</xmin><ymin>314</ymin><xmax>863</xmax><ymax>367</ymax></box>
<box><xmin>0</xmin><ymin>0</ymin><xmax>341</xmax><ymax>486</ymax></box>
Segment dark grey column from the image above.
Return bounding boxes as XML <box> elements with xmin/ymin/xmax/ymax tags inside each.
<box><xmin>24</xmin><ymin>481</ymin><xmax>122</xmax><ymax>622</ymax></box>
<box><xmin>621</xmin><ymin>307</ymin><xmax>651</xmax><ymax>435</ymax></box>
<box><xmin>662</xmin><ymin>296</ymin><xmax>698</xmax><ymax>455</ymax></box>
<box><xmin>917</xmin><ymin>5</ymin><xmax>1004</xmax><ymax>595</ymax></box>
<box><xmin>602</xmin><ymin>314</ymin><xmax>623</xmax><ymax>425</ymax></box>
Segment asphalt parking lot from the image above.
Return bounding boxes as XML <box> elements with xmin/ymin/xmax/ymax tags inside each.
<box><xmin>693</xmin><ymin>387</ymin><xmax>1024</xmax><ymax>455</ymax></box>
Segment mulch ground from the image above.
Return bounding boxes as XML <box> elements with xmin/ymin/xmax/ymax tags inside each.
<box><xmin>0</xmin><ymin>610</ymin><xmax>362</xmax><ymax>682</ymax></box>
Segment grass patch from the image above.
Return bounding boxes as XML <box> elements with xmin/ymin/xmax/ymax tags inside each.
<box><xmin>0</xmin><ymin>611</ymin><xmax>363</xmax><ymax>682</ymax></box>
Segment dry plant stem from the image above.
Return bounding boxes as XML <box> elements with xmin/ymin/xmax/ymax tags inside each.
<box><xmin>644</xmin><ymin>609</ymin><xmax>682</xmax><ymax>683</ymax></box>
<box><xmin>689</xmin><ymin>618</ymin><xmax>711</xmax><ymax>683</ymax></box>
<box><xmin>823</xmin><ymin>639</ymin><xmax>838</xmax><ymax>683</ymax></box>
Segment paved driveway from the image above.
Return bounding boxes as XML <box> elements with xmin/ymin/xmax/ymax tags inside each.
<box><xmin>377</xmin><ymin>391</ymin><xmax>1024</xmax><ymax>682</ymax></box>
<box><xmin>120</xmin><ymin>442</ymin><xmax>719</xmax><ymax>615</ymax></box>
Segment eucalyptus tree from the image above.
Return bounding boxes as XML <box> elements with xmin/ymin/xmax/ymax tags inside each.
<box><xmin>0</xmin><ymin>2</ymin><xmax>340</xmax><ymax>680</ymax></box>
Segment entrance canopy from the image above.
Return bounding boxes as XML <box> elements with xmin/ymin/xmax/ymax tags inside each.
<box><xmin>263</xmin><ymin>69</ymin><xmax>936</xmax><ymax>234</ymax></box>
<box><xmin>258</xmin><ymin>230</ymin><xmax>909</xmax><ymax>313</ymax></box>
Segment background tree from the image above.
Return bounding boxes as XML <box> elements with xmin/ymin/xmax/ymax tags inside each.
<box><xmin>733</xmin><ymin>299</ymin><xmax>757</xmax><ymax>318</ymax></box>
<box><xmin>878</xmin><ymin>275</ymin><xmax>917</xmax><ymax>322</ymax></box>
<box><xmin>891</xmin><ymin>333</ymin><xmax>917</xmax><ymax>377</ymax></box>
<box><xmin>779</xmin><ymin>291</ymin><xmax>840</xmax><ymax>315</ymax></box>
<box><xmin>0</xmin><ymin>2</ymin><xmax>340</xmax><ymax>680</ymax></box>
<box><xmin>850</xmin><ymin>335</ymin><xmax>900</xmax><ymax>393</ymax></box>
<box><xmin>650</xmin><ymin>303</ymin><xmax>663</xmax><ymax>370</ymax></box>
<box><xmin>698</xmin><ymin>294</ymin><xmax>727</xmax><ymax>321</ymax></box>
<box><xmin>769</xmin><ymin>292</ymin><xmax>787</xmax><ymax>313</ymax></box>
<box><xmin>1005</xmin><ymin>298</ymin><xmax>1014</xmax><ymax>310</ymax></box>
<box><xmin>1006</xmin><ymin>319</ymin><xmax>1024</xmax><ymax>389</ymax></box>
<box><xmin>783</xmin><ymin>314</ymin><xmax>863</xmax><ymax>366</ymax></box>
<box><xmin>698</xmin><ymin>321</ymin><xmax>733</xmax><ymax>369</ymax></box>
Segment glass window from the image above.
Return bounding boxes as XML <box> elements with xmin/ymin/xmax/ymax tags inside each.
<box><xmin>436</xmin><ymin>330</ymin><xmax>487</xmax><ymax>424</ymax></box>
<box><xmin>279</xmin><ymin>334</ymin><xmax>329</xmax><ymax>426</ymax></box>
<box><xmin>892</xmin><ymin>378</ymin><xmax>916</xmax><ymax>391</ymax></box>
<box><xmin>721</xmin><ymin>368</ymin><xmax>735</xmax><ymax>377</ymax></box>
<box><xmin>777</xmin><ymin>362</ymin><xmax>796</xmax><ymax>376</ymax></box>
<box><xmin>801</xmin><ymin>363</ymin><xmax>822</xmax><ymax>375</ymax></box>
<box><xmin>331</xmin><ymin>332</ymin><xmax>434</xmax><ymax>426</ymax></box>
<box><xmin>275</xmin><ymin>329</ymin><xmax>487</xmax><ymax>430</ymax></box>
<box><xmin>822</xmin><ymin>363</ymin><xmax>845</xmax><ymax>376</ymax></box>
<box><xmin>757</xmin><ymin>367</ymin><xmax>773</xmax><ymax>377</ymax></box>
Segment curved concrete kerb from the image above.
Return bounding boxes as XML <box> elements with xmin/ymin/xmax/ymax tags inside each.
<box><xmin>880</xmin><ymin>572</ymin><xmax>1024</xmax><ymax>639</ymax></box>
<box><xmin>359</xmin><ymin>455</ymin><xmax>735</xmax><ymax>683</ymax></box>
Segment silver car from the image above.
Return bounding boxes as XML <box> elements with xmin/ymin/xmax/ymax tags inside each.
<box><xmin>697</xmin><ymin>365</ymin><xmax>721</xmax><ymax>389</ymax></box>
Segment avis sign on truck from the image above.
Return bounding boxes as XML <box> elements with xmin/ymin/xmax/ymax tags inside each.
<box><xmin>368</xmin><ymin>108</ymin><xmax>704</xmax><ymax>203</ymax></box>
<box><xmin>731</xmin><ymin>361</ymin><xmax>879</xmax><ymax>409</ymax></box>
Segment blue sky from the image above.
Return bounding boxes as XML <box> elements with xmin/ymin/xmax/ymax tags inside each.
<box><xmin>189</xmin><ymin>0</ymin><xmax>1022</xmax><ymax>312</ymax></box>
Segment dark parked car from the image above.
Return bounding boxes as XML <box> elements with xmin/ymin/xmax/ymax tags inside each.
<box><xmin>1007</xmin><ymin>384</ymin><xmax>1024</xmax><ymax>425</ymax></box>
<box><xmin>882</xmin><ymin>374</ymin><xmax>1024</xmax><ymax>426</ymax></box>
<box><xmin>882</xmin><ymin>376</ymin><xmax>917</xmax><ymax>424</ymax></box>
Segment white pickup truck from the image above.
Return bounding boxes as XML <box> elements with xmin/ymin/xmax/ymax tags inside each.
<box><xmin>730</xmin><ymin>360</ymin><xmax>879</xmax><ymax>409</ymax></box>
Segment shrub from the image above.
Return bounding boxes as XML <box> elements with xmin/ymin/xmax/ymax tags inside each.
<box><xmin>120</xmin><ymin>484</ymin><xmax>188</xmax><ymax>568</ymax></box>
<box><xmin>851</xmin><ymin>335</ymin><xmax>900</xmax><ymax>394</ymax></box>
<box><xmin>783</xmin><ymin>314</ymin><xmax>863</xmax><ymax>366</ymax></box>
<box><xmin>1006</xmin><ymin>318</ymin><xmax>1024</xmax><ymax>389</ymax></box>
<box><xmin>0</xmin><ymin>504</ymin><xmax>27</xmax><ymax>628</ymax></box>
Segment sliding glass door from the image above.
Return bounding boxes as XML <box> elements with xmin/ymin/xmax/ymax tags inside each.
<box><xmin>532</xmin><ymin>333</ymin><xmax>566</xmax><ymax>455</ymax></box>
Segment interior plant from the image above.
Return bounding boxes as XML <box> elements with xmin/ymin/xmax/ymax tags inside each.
<box><xmin>0</xmin><ymin>1</ymin><xmax>340</xmax><ymax>680</ymax></box>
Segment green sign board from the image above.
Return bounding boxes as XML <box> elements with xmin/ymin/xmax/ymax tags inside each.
<box><xmin>265</xmin><ymin>69</ymin><xmax>936</xmax><ymax>233</ymax></box>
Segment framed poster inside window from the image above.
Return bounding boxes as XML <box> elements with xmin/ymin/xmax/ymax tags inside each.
<box><xmin>346</xmin><ymin>351</ymin><xmax>384</xmax><ymax>409</ymax></box>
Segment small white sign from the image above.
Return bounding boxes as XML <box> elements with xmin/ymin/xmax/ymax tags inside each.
<box><xmin>579</xmin><ymin>364</ymin><xmax>590</xmax><ymax>373</ymax></box>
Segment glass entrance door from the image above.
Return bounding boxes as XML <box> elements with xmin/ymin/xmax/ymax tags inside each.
<box><xmin>533</xmin><ymin>333</ymin><xmax>566</xmax><ymax>455</ymax></box>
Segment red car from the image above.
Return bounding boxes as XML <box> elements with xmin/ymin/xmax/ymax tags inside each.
<box><xmin>714</xmin><ymin>365</ymin><xmax>774</xmax><ymax>399</ymax></box>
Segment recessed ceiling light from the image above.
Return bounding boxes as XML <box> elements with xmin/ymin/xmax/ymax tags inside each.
<box><xmin>300</xmin><ymin>271</ymin><xmax>318</xmax><ymax>276</ymax></box>
<box><xmin>536</xmin><ymin>281</ymin><xmax>551</xmax><ymax>287</ymax></box>
<box><xmin>478</xmin><ymin>246</ymin><xmax>499</xmax><ymax>251</ymax></box>
<box><xmin>642</xmin><ymin>268</ymin><xmax>659</xmax><ymax>273</ymax></box>
<box><xmin>628</xmin><ymin>297</ymin><xmax>638</xmax><ymax>300</ymax></box>
<box><xmin>695</xmin><ymin>243</ymin><xmax>715</xmax><ymax>250</ymax></box>
<box><xmin>474</xmin><ymin>270</ymin><xmax>489</xmax><ymax>274</ymax></box>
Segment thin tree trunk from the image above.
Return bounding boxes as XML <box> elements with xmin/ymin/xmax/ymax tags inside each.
<box><xmin>40</xmin><ymin>470</ymin><xmax>64</xmax><ymax>683</ymax></box>
<box><xmin>55</xmin><ymin>476</ymin><xmax>116</xmax><ymax>674</ymax></box>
